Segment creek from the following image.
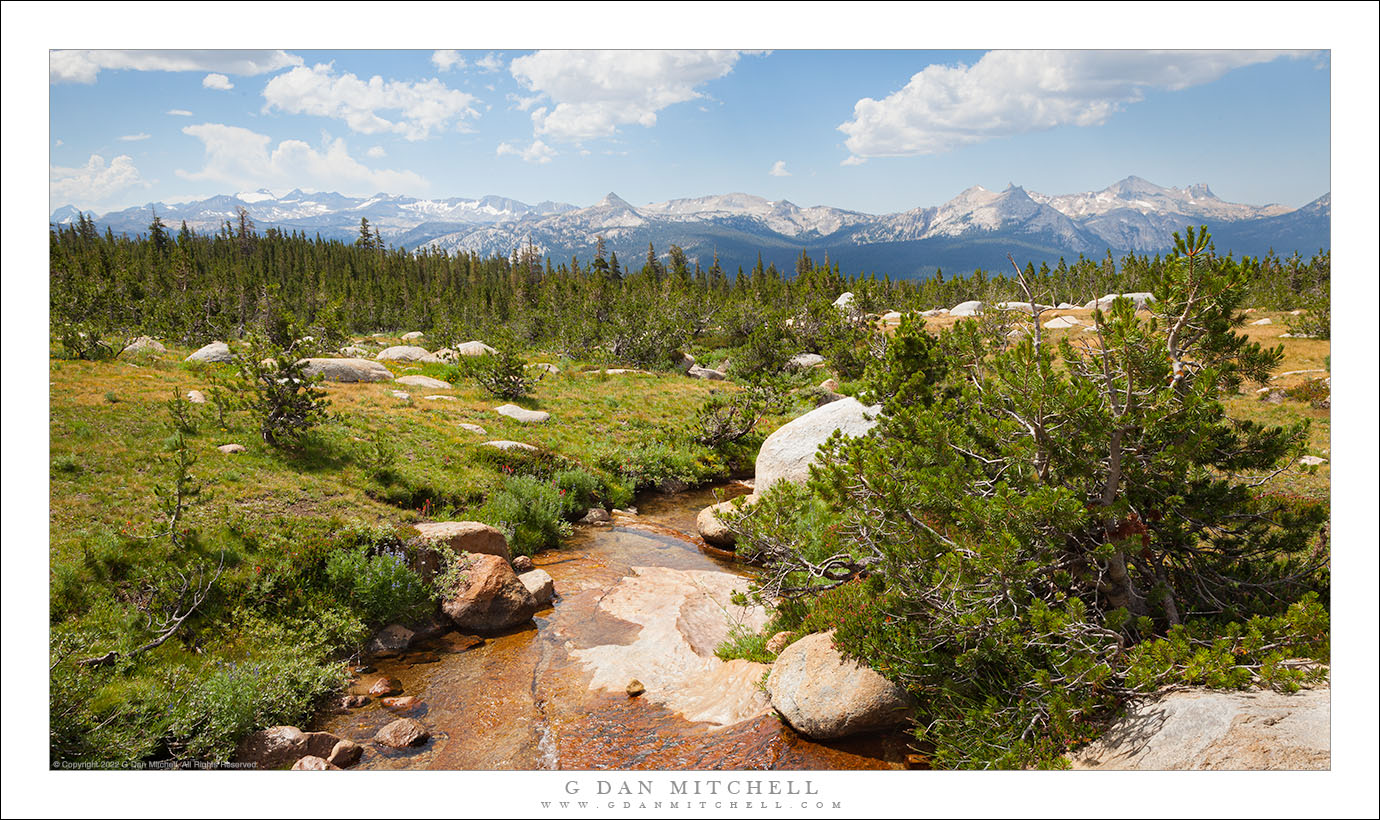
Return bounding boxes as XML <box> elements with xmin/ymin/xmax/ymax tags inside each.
<box><xmin>314</xmin><ymin>483</ymin><xmax>908</xmax><ymax>770</ymax></box>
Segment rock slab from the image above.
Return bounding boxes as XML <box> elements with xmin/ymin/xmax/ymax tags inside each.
<box><xmin>1070</xmin><ymin>687</ymin><xmax>1329</xmax><ymax>770</ymax></box>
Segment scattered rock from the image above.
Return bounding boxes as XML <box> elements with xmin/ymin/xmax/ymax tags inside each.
<box><xmin>435</xmin><ymin>633</ymin><xmax>486</xmax><ymax>653</ymax></box>
<box><xmin>290</xmin><ymin>755</ymin><xmax>339</xmax><ymax>771</ymax></box>
<box><xmin>326</xmin><ymin>739</ymin><xmax>362</xmax><ymax>768</ymax></box>
<box><xmin>1256</xmin><ymin>386</ymin><xmax>1286</xmax><ymax>404</ymax></box>
<box><xmin>217</xmin><ymin>444</ymin><xmax>246</xmax><ymax>454</ymax></box>
<box><xmin>765</xmin><ymin>631</ymin><xmax>796</xmax><ymax>654</ymax></box>
<box><xmin>367</xmin><ymin>676</ymin><xmax>402</xmax><ymax>697</ymax></box>
<box><xmin>424</xmin><ymin>394</ymin><xmax>456</xmax><ymax>401</ymax></box>
<box><xmin>375</xmin><ymin>345</ymin><xmax>431</xmax><ymax>362</ymax></box>
<box><xmin>919</xmin><ymin>308</ymin><xmax>949</xmax><ymax>317</ymax></box>
<box><xmin>879</xmin><ymin>310</ymin><xmax>904</xmax><ymax>324</ymax></box>
<box><xmin>1056</xmin><ymin>302</ymin><xmax>1080</xmax><ymax>310</ymax></box>
<box><xmin>390</xmin><ymin>390</ymin><xmax>411</xmax><ymax>400</ymax></box>
<box><xmin>374</xmin><ymin>718</ymin><xmax>430</xmax><ymax>749</ymax></box>
<box><xmin>626</xmin><ymin>680</ymin><xmax>646</xmax><ymax>697</ymax></box>
<box><xmin>755</xmin><ymin>398</ymin><xmax>880</xmax><ymax>493</ymax></box>
<box><xmin>341</xmin><ymin>694</ymin><xmax>369</xmax><ymax>709</ymax></box>
<box><xmin>1043</xmin><ymin>315</ymin><xmax>1082</xmax><ymax>329</ymax></box>
<box><xmin>302</xmin><ymin>731</ymin><xmax>348</xmax><ymax>759</ymax></box>
<box><xmin>186</xmin><ymin>341</ymin><xmax>233</xmax><ymax>363</ymax></box>
<box><xmin>527</xmin><ymin>362</ymin><xmax>560</xmax><ymax>374</ymax></box>
<box><xmin>1250</xmin><ymin>318</ymin><xmax>1274</xmax><ymax>326</ymax></box>
<box><xmin>819</xmin><ymin>378</ymin><xmax>840</xmax><ymax>393</ymax></box>
<box><xmin>949</xmin><ymin>300</ymin><xmax>984</xmax><ymax>317</ymax></box>
<box><xmin>339</xmin><ymin>345</ymin><xmax>372</xmax><ymax>357</ymax></box>
<box><xmin>496</xmin><ymin>404</ymin><xmax>550</xmax><ymax>423</ymax></box>
<box><xmin>581</xmin><ymin>507</ymin><xmax>612</xmax><ymax>525</ymax></box>
<box><xmin>235</xmin><ymin>726</ymin><xmax>309</xmax><ymax>769</ymax></box>
<box><xmin>365</xmin><ymin>624</ymin><xmax>415</xmax><ymax>658</ymax></box>
<box><xmin>299</xmin><ymin>357</ymin><xmax>395</xmax><ymax>383</ymax></box>
<box><xmin>787</xmin><ymin>353</ymin><xmax>826</xmax><ymax>370</ymax></box>
<box><xmin>832</xmin><ymin>292</ymin><xmax>855</xmax><ymax>312</ymax></box>
<box><xmin>512</xmin><ymin>555</ymin><xmax>534</xmax><ymax>573</ymax></box>
<box><xmin>482</xmin><ymin>440</ymin><xmax>537</xmax><ymax>452</ymax></box>
<box><xmin>1299</xmin><ymin>455</ymin><xmax>1327</xmax><ymax>466</ymax></box>
<box><xmin>997</xmin><ymin>301</ymin><xmax>1054</xmax><ymax>313</ymax></box>
<box><xmin>395</xmin><ymin>374</ymin><xmax>452</xmax><ymax>389</ymax></box>
<box><xmin>455</xmin><ymin>341</ymin><xmax>497</xmax><ymax>357</ymax></box>
<box><xmin>457</xmin><ymin>423</ymin><xmax>487</xmax><ymax>434</ymax></box>
<box><xmin>381</xmin><ymin>696</ymin><xmax>423</xmax><ymax>710</ymax></box>
<box><xmin>687</xmin><ymin>365</ymin><xmax>726</xmax><ymax>380</ymax></box>
<box><xmin>122</xmin><ymin>336</ymin><xmax>166</xmax><ymax>355</ymax></box>
<box><xmin>401</xmin><ymin>331</ymin><xmax>425</xmax><ymax>341</ymax></box>
<box><xmin>186</xmin><ymin>390</ymin><xmax>207</xmax><ymax>404</ymax></box>
<box><xmin>412</xmin><ymin>521</ymin><xmax>512</xmax><ymax>562</ymax></box>
<box><xmin>518</xmin><ymin>568</ymin><xmax>556</xmax><ymax>606</ymax></box>
<box><xmin>1069</xmin><ymin>687</ymin><xmax>1329</xmax><ymax>770</ymax></box>
<box><xmin>1085</xmin><ymin>292</ymin><xmax>1156</xmax><ymax>311</ymax></box>
<box><xmin>440</xmin><ymin>552</ymin><xmax>539</xmax><ymax>632</ymax></box>
<box><xmin>765</xmin><ymin>631</ymin><xmax>913</xmax><ymax>740</ymax></box>
<box><xmin>696</xmin><ymin>495</ymin><xmax>757</xmax><ymax>547</ymax></box>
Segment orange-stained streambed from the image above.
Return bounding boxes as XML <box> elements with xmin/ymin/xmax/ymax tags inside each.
<box><xmin>314</xmin><ymin>484</ymin><xmax>910</xmax><ymax>770</ymax></box>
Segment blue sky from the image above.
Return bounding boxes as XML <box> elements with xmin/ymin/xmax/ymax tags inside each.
<box><xmin>47</xmin><ymin>46</ymin><xmax>1333</xmax><ymax>216</ymax></box>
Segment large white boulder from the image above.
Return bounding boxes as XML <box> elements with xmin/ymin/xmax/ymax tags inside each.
<box><xmin>754</xmin><ymin>397</ymin><xmax>879</xmax><ymax>492</ymax></box>
<box><xmin>765</xmin><ymin>631</ymin><xmax>912</xmax><ymax>739</ymax></box>
<box><xmin>299</xmin><ymin>358</ymin><xmax>394</xmax><ymax>383</ymax></box>
<box><xmin>455</xmin><ymin>341</ymin><xmax>497</xmax><ymax>357</ymax></box>
<box><xmin>186</xmin><ymin>341</ymin><xmax>233</xmax><ymax>363</ymax></box>
<box><xmin>949</xmin><ymin>300</ymin><xmax>984</xmax><ymax>317</ymax></box>
<box><xmin>1085</xmin><ymin>292</ymin><xmax>1157</xmax><ymax>311</ymax></box>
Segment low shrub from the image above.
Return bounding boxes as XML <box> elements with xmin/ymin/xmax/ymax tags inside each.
<box><xmin>479</xmin><ymin>474</ymin><xmax>573</xmax><ymax>556</ymax></box>
<box><xmin>323</xmin><ymin>546</ymin><xmax>434</xmax><ymax>626</ymax></box>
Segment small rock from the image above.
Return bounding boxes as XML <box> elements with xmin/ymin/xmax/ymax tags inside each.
<box><xmin>435</xmin><ymin>633</ymin><xmax>485</xmax><ymax>653</ymax></box>
<box><xmin>299</xmin><ymin>358</ymin><xmax>394</xmax><ymax>383</ymax></box>
<box><xmin>381</xmin><ymin>695</ymin><xmax>423</xmax><ymax>710</ymax></box>
<box><xmin>401</xmin><ymin>331</ymin><xmax>425</xmax><ymax>341</ymax></box>
<box><xmin>376</xmin><ymin>345</ymin><xmax>431</xmax><ymax>362</ymax></box>
<box><xmin>412</xmin><ymin>521</ymin><xmax>512</xmax><ymax>562</ymax></box>
<box><xmin>687</xmin><ymin>365</ymin><xmax>726</xmax><ymax>380</ymax></box>
<box><xmin>581</xmin><ymin>507</ymin><xmax>612</xmax><ymax>525</ymax></box>
<box><xmin>374</xmin><ymin>718</ymin><xmax>430</xmax><ymax>749</ymax></box>
<box><xmin>217</xmin><ymin>444</ymin><xmax>246</xmax><ymax>454</ymax></box>
<box><xmin>367</xmin><ymin>676</ymin><xmax>402</xmax><ymax>697</ymax></box>
<box><xmin>1043</xmin><ymin>315</ymin><xmax>1082</xmax><ymax>329</ymax></box>
<box><xmin>1299</xmin><ymin>455</ymin><xmax>1327</xmax><ymax>466</ymax></box>
<box><xmin>341</xmin><ymin>694</ymin><xmax>370</xmax><ymax>709</ymax></box>
<box><xmin>326</xmin><ymin>739</ymin><xmax>362</xmax><ymax>768</ymax></box>
<box><xmin>424</xmin><ymin>394</ymin><xmax>457</xmax><ymax>401</ymax></box>
<box><xmin>518</xmin><ymin>568</ymin><xmax>556</xmax><ymax>606</ymax></box>
<box><xmin>765</xmin><ymin>631</ymin><xmax>796</xmax><ymax>654</ymax></box>
<box><xmin>696</xmin><ymin>495</ymin><xmax>757</xmax><ymax>547</ymax></box>
<box><xmin>495</xmin><ymin>404</ymin><xmax>550</xmax><ymax>423</ymax></box>
<box><xmin>391</xmin><ymin>390</ymin><xmax>411</xmax><ymax>400</ymax></box>
<box><xmin>407</xmin><ymin>652</ymin><xmax>441</xmax><ymax>666</ymax></box>
<box><xmin>820</xmin><ymin>378</ymin><xmax>840</xmax><ymax>393</ymax></box>
<box><xmin>186</xmin><ymin>389</ymin><xmax>207</xmax><ymax>404</ymax></box>
<box><xmin>626</xmin><ymin>680</ymin><xmax>646</xmax><ymax>697</ymax></box>
<box><xmin>396</xmin><ymin>375</ymin><xmax>452</xmax><ymax>390</ymax></box>
<box><xmin>1250</xmin><ymin>318</ymin><xmax>1274</xmax><ymax>326</ymax></box>
<box><xmin>454</xmin><ymin>341</ymin><xmax>497</xmax><ymax>357</ymax></box>
<box><xmin>122</xmin><ymin>336</ymin><xmax>166</xmax><ymax>355</ymax></box>
<box><xmin>787</xmin><ymin>353</ymin><xmax>826</xmax><ymax>370</ymax></box>
<box><xmin>458</xmin><ymin>423</ymin><xmax>487</xmax><ymax>434</ymax></box>
<box><xmin>512</xmin><ymin>555</ymin><xmax>535</xmax><ymax>573</ymax></box>
<box><xmin>366</xmin><ymin>624</ymin><xmax>415</xmax><ymax>658</ymax></box>
<box><xmin>949</xmin><ymin>300</ymin><xmax>984</xmax><ymax>317</ymax></box>
<box><xmin>482</xmin><ymin>440</ymin><xmax>537</xmax><ymax>452</ymax></box>
<box><xmin>235</xmin><ymin>726</ymin><xmax>308</xmax><ymax>770</ymax></box>
<box><xmin>290</xmin><ymin>755</ymin><xmax>339</xmax><ymax>771</ymax></box>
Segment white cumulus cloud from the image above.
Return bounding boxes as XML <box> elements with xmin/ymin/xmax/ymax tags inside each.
<box><xmin>509</xmin><ymin>50</ymin><xmax>753</xmax><ymax>142</ymax></box>
<box><xmin>496</xmin><ymin>139</ymin><xmax>556</xmax><ymax>164</ymax></box>
<box><xmin>50</xmin><ymin>154</ymin><xmax>147</xmax><ymax>209</ymax></box>
<box><xmin>769</xmin><ymin>160</ymin><xmax>791</xmax><ymax>177</ymax></box>
<box><xmin>176</xmin><ymin>122</ymin><xmax>425</xmax><ymax>194</ymax></box>
<box><xmin>262</xmin><ymin>64</ymin><xmax>481</xmax><ymax>141</ymax></box>
<box><xmin>838</xmin><ymin>50</ymin><xmax>1312</xmax><ymax>161</ymax></box>
<box><xmin>366</xmin><ymin>146</ymin><xmax>387</xmax><ymax>158</ymax></box>
<box><xmin>167</xmin><ymin>109</ymin><xmax>194</xmax><ymax>117</ymax></box>
<box><xmin>202</xmin><ymin>73</ymin><xmax>234</xmax><ymax>91</ymax></box>
<box><xmin>432</xmin><ymin>50</ymin><xmax>464</xmax><ymax>72</ymax></box>
<box><xmin>475</xmin><ymin>53</ymin><xmax>503</xmax><ymax>73</ymax></box>
<box><xmin>50</xmin><ymin>49</ymin><xmax>301</xmax><ymax>84</ymax></box>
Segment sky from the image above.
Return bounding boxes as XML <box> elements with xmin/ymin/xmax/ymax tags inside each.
<box><xmin>47</xmin><ymin>47</ymin><xmax>1332</xmax><ymax>216</ymax></box>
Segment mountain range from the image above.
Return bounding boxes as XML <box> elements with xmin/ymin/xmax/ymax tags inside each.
<box><xmin>51</xmin><ymin>176</ymin><xmax>1330</xmax><ymax>278</ymax></box>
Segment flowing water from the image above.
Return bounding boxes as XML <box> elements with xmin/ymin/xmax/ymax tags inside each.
<box><xmin>315</xmin><ymin>483</ymin><xmax>910</xmax><ymax>770</ymax></box>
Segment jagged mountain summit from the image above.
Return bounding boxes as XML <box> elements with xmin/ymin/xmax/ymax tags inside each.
<box><xmin>54</xmin><ymin>176</ymin><xmax>1328</xmax><ymax>279</ymax></box>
